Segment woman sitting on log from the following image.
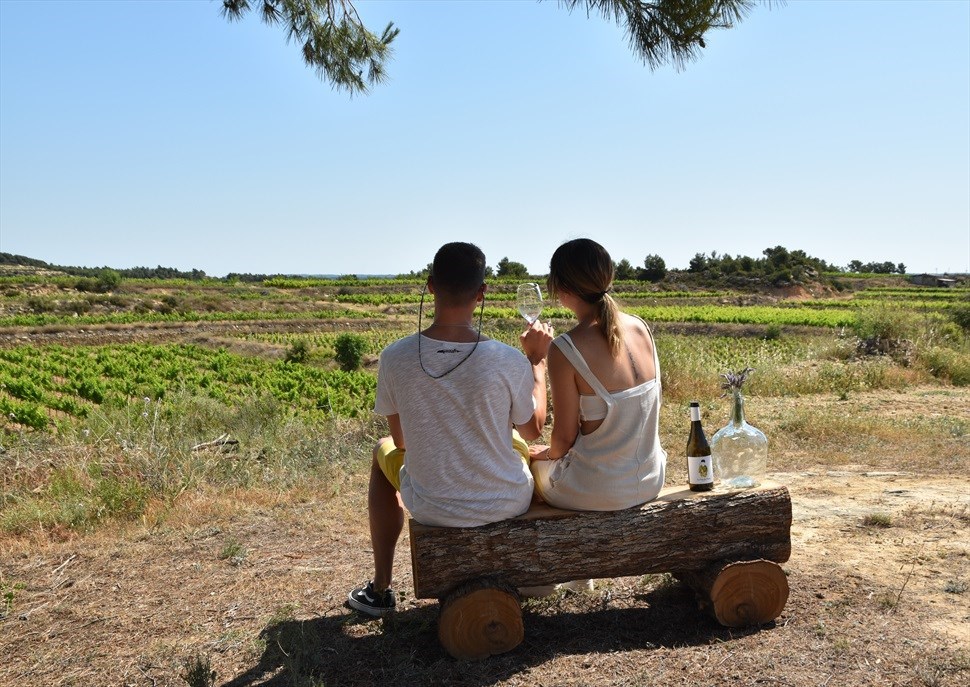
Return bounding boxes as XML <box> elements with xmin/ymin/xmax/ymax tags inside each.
<box><xmin>529</xmin><ymin>238</ymin><xmax>667</xmax><ymax>510</ymax></box>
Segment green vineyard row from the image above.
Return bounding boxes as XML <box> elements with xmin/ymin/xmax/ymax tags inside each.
<box><xmin>332</xmin><ymin>290</ymin><xmax>728</xmax><ymax>305</ymax></box>
<box><xmin>0</xmin><ymin>308</ymin><xmax>372</xmax><ymax>328</ymax></box>
<box><xmin>0</xmin><ymin>344</ymin><xmax>376</xmax><ymax>430</ymax></box>
<box><xmin>5</xmin><ymin>304</ymin><xmax>898</xmax><ymax>330</ymax></box>
<box><xmin>0</xmin><ymin>331</ymin><xmax>829</xmax><ymax>432</ymax></box>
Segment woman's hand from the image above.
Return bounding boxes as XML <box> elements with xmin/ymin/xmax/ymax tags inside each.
<box><xmin>528</xmin><ymin>444</ymin><xmax>550</xmax><ymax>461</ymax></box>
<box><xmin>528</xmin><ymin>444</ymin><xmax>561</xmax><ymax>461</ymax></box>
<box><xmin>520</xmin><ymin>321</ymin><xmax>554</xmax><ymax>366</ymax></box>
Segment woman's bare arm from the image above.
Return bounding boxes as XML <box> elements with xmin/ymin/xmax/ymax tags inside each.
<box><xmin>547</xmin><ymin>343</ymin><xmax>581</xmax><ymax>459</ymax></box>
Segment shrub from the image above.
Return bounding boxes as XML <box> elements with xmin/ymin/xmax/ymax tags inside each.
<box><xmin>181</xmin><ymin>654</ymin><xmax>216</xmax><ymax>687</ymax></box>
<box><xmin>334</xmin><ymin>333</ymin><xmax>367</xmax><ymax>371</ymax></box>
<box><xmin>96</xmin><ymin>269</ymin><xmax>122</xmax><ymax>292</ymax></box>
<box><xmin>66</xmin><ymin>300</ymin><xmax>92</xmax><ymax>316</ymax></box>
<box><xmin>951</xmin><ymin>303</ymin><xmax>970</xmax><ymax>333</ymax></box>
<box><xmin>285</xmin><ymin>340</ymin><xmax>310</xmax><ymax>364</ymax></box>
<box><xmin>919</xmin><ymin>346</ymin><xmax>970</xmax><ymax>386</ymax></box>
<box><xmin>74</xmin><ymin>277</ymin><xmax>99</xmax><ymax>293</ymax></box>
<box><xmin>763</xmin><ymin>324</ymin><xmax>783</xmax><ymax>341</ymax></box>
<box><xmin>77</xmin><ymin>270</ymin><xmax>122</xmax><ymax>293</ymax></box>
<box><xmin>851</xmin><ymin>305</ymin><xmax>917</xmax><ymax>363</ymax></box>
<box><xmin>862</xmin><ymin>512</ymin><xmax>893</xmax><ymax>528</ymax></box>
<box><xmin>157</xmin><ymin>294</ymin><xmax>180</xmax><ymax>314</ymax></box>
<box><xmin>852</xmin><ymin>305</ymin><xmax>914</xmax><ymax>342</ymax></box>
<box><xmin>26</xmin><ymin>296</ymin><xmax>55</xmax><ymax>313</ymax></box>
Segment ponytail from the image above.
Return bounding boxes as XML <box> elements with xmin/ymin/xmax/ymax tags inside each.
<box><xmin>598</xmin><ymin>293</ymin><xmax>622</xmax><ymax>357</ymax></box>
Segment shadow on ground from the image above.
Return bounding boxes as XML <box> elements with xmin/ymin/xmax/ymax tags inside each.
<box><xmin>222</xmin><ymin>583</ymin><xmax>775</xmax><ymax>687</ymax></box>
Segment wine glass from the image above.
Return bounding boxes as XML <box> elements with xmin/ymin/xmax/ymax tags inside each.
<box><xmin>515</xmin><ymin>283</ymin><xmax>543</xmax><ymax>325</ymax></box>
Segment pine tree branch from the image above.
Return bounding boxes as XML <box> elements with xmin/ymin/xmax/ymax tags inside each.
<box><xmin>556</xmin><ymin>0</ymin><xmax>778</xmax><ymax>71</ymax></box>
<box><xmin>220</xmin><ymin>0</ymin><xmax>777</xmax><ymax>93</ymax></box>
<box><xmin>221</xmin><ymin>0</ymin><xmax>397</xmax><ymax>96</ymax></box>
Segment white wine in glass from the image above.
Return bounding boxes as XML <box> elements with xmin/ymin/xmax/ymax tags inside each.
<box><xmin>516</xmin><ymin>283</ymin><xmax>543</xmax><ymax>324</ymax></box>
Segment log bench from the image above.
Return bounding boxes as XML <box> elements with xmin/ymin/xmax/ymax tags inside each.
<box><xmin>408</xmin><ymin>481</ymin><xmax>792</xmax><ymax>660</ymax></box>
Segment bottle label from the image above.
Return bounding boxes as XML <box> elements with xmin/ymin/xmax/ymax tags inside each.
<box><xmin>690</xmin><ymin>405</ymin><xmax>701</xmax><ymax>422</ymax></box>
<box><xmin>688</xmin><ymin>455</ymin><xmax>714</xmax><ymax>484</ymax></box>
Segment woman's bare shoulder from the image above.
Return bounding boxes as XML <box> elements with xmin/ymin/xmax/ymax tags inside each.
<box><xmin>619</xmin><ymin>311</ymin><xmax>650</xmax><ymax>333</ymax></box>
<box><xmin>619</xmin><ymin>312</ymin><xmax>654</xmax><ymax>351</ymax></box>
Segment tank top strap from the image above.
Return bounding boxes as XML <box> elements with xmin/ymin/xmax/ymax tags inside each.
<box><xmin>631</xmin><ymin>315</ymin><xmax>661</xmax><ymax>389</ymax></box>
<box><xmin>552</xmin><ymin>334</ymin><xmax>615</xmax><ymax>407</ymax></box>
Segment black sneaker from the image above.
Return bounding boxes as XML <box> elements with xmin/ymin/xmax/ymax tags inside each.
<box><xmin>347</xmin><ymin>581</ymin><xmax>396</xmax><ymax>617</ymax></box>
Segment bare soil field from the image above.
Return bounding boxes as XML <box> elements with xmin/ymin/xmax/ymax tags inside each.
<box><xmin>0</xmin><ymin>318</ymin><xmax>388</xmax><ymax>348</ymax></box>
<box><xmin>2</xmin><ymin>439</ymin><xmax>968</xmax><ymax>686</ymax></box>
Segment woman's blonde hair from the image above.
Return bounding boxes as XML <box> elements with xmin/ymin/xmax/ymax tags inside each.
<box><xmin>547</xmin><ymin>238</ymin><xmax>623</xmax><ymax>356</ymax></box>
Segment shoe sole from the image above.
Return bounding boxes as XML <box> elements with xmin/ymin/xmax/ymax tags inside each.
<box><xmin>347</xmin><ymin>593</ymin><xmax>395</xmax><ymax>617</ymax></box>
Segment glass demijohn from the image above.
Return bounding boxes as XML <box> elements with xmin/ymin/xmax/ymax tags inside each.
<box><xmin>710</xmin><ymin>378</ymin><xmax>768</xmax><ymax>489</ymax></box>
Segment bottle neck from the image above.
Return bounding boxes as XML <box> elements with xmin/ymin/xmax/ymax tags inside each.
<box><xmin>730</xmin><ymin>390</ymin><xmax>746</xmax><ymax>426</ymax></box>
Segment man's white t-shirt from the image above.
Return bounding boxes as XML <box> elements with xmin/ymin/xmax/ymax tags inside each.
<box><xmin>374</xmin><ymin>333</ymin><xmax>536</xmax><ymax>527</ymax></box>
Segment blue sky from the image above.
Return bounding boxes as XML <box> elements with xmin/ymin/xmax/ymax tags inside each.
<box><xmin>1</xmin><ymin>0</ymin><xmax>968</xmax><ymax>277</ymax></box>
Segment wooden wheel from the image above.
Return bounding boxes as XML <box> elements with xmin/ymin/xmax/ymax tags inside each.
<box><xmin>682</xmin><ymin>559</ymin><xmax>789</xmax><ymax>627</ymax></box>
<box><xmin>438</xmin><ymin>577</ymin><xmax>523</xmax><ymax>661</ymax></box>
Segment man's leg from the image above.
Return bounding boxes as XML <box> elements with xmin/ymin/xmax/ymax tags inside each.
<box><xmin>369</xmin><ymin>437</ymin><xmax>404</xmax><ymax>592</ymax></box>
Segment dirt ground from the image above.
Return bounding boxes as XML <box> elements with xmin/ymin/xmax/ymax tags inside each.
<box><xmin>1</xmin><ymin>459</ymin><xmax>967</xmax><ymax>687</ymax></box>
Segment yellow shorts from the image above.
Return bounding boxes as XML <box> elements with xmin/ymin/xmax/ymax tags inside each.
<box><xmin>376</xmin><ymin>430</ymin><xmax>531</xmax><ymax>491</ymax></box>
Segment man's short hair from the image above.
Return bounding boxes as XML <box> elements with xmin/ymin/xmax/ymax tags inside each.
<box><xmin>430</xmin><ymin>242</ymin><xmax>486</xmax><ymax>305</ymax></box>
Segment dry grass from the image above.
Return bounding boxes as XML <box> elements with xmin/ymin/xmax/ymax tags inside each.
<box><xmin>1</xmin><ymin>467</ymin><xmax>968</xmax><ymax>687</ymax></box>
<box><xmin>2</xmin><ymin>384</ymin><xmax>969</xmax><ymax>686</ymax></box>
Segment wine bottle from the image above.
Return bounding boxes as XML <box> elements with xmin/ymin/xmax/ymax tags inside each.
<box><xmin>687</xmin><ymin>401</ymin><xmax>714</xmax><ymax>492</ymax></box>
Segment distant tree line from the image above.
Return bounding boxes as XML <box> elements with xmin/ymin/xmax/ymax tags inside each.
<box><xmin>681</xmin><ymin>246</ymin><xmax>834</xmax><ymax>286</ymax></box>
<box><xmin>2</xmin><ymin>247</ymin><xmax>914</xmax><ymax>290</ymax></box>
<box><xmin>0</xmin><ymin>253</ymin><xmax>208</xmax><ymax>281</ymax></box>
<box><xmin>424</xmin><ymin>246</ymin><xmax>837</xmax><ymax>287</ymax></box>
<box><xmin>224</xmin><ymin>272</ymin><xmax>285</xmax><ymax>282</ymax></box>
<box><xmin>401</xmin><ymin>246</ymin><xmax>911</xmax><ymax>288</ymax></box>
<box><xmin>846</xmin><ymin>260</ymin><xmax>906</xmax><ymax>275</ymax></box>
<box><xmin>0</xmin><ymin>253</ymin><xmax>50</xmax><ymax>270</ymax></box>
<box><xmin>407</xmin><ymin>247</ymin><xmax>850</xmax><ymax>287</ymax></box>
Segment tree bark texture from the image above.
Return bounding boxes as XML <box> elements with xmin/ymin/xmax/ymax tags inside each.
<box><xmin>409</xmin><ymin>482</ymin><xmax>792</xmax><ymax>600</ymax></box>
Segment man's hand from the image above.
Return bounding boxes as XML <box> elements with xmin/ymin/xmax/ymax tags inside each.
<box><xmin>520</xmin><ymin>321</ymin><xmax>554</xmax><ymax>365</ymax></box>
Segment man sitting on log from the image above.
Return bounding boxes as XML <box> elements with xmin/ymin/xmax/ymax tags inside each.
<box><xmin>347</xmin><ymin>242</ymin><xmax>554</xmax><ymax>617</ymax></box>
